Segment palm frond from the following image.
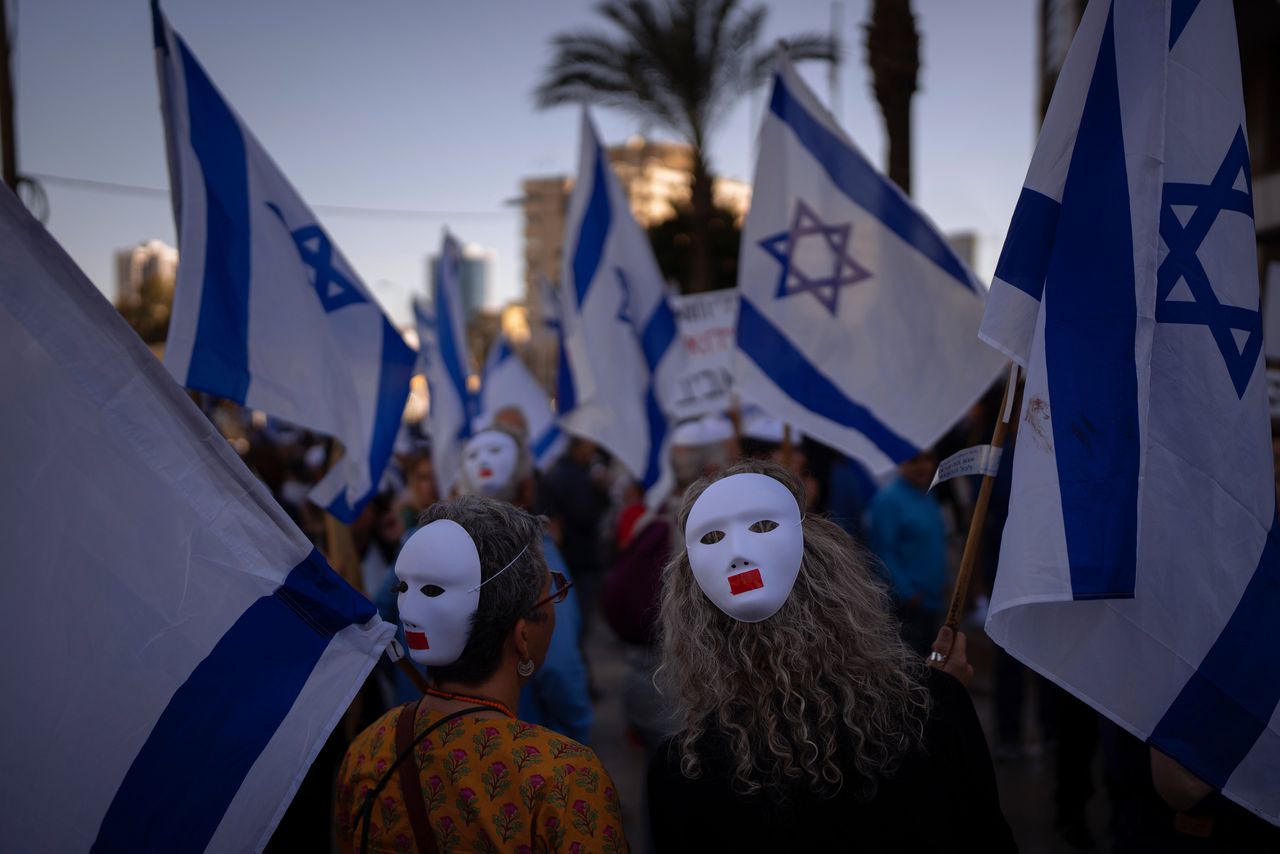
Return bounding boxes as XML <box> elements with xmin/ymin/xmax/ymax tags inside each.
<box><xmin>536</xmin><ymin>0</ymin><xmax>840</xmax><ymax>152</ymax></box>
<box><xmin>748</xmin><ymin>33</ymin><xmax>841</xmax><ymax>89</ymax></box>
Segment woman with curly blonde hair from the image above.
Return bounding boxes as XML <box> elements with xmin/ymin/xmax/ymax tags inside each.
<box><xmin>647</xmin><ymin>460</ymin><xmax>1014</xmax><ymax>851</ymax></box>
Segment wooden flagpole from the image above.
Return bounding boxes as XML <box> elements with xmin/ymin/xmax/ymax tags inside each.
<box><xmin>940</xmin><ymin>362</ymin><xmax>1023</xmax><ymax>633</ymax></box>
<box><xmin>780</xmin><ymin>423</ymin><xmax>795</xmax><ymax>469</ymax></box>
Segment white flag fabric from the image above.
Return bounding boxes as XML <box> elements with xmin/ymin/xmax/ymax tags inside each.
<box><xmin>0</xmin><ymin>186</ymin><xmax>394</xmax><ymax>851</ymax></box>
<box><xmin>479</xmin><ymin>333</ymin><xmax>567</xmax><ymax>470</ymax></box>
<box><xmin>418</xmin><ymin>233</ymin><xmax>477</xmax><ymax>498</ymax></box>
<box><xmin>735</xmin><ymin>56</ymin><xmax>1005</xmax><ymax>474</ymax></box>
<box><xmin>154</xmin><ymin>3</ymin><xmax>415</xmax><ymax>522</ymax></box>
<box><xmin>982</xmin><ymin>0</ymin><xmax>1278</xmax><ymax>823</ymax></box>
<box><xmin>558</xmin><ymin>110</ymin><xmax>682</xmax><ymax>505</ymax></box>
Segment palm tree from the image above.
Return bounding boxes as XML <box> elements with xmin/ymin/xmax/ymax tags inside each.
<box><xmin>865</xmin><ymin>0</ymin><xmax>919</xmax><ymax>195</ymax></box>
<box><xmin>536</xmin><ymin>0</ymin><xmax>838</xmax><ymax>293</ymax></box>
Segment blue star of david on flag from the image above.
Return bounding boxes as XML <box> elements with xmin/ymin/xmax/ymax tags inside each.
<box><xmin>1155</xmin><ymin>127</ymin><xmax>1258</xmax><ymax>399</ymax></box>
<box><xmin>758</xmin><ymin>199</ymin><xmax>871</xmax><ymax>316</ymax></box>
<box><xmin>267</xmin><ymin>202</ymin><xmax>366</xmax><ymax>314</ymax></box>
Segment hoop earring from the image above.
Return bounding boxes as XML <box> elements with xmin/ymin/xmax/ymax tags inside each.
<box><xmin>517</xmin><ymin>659</ymin><xmax>535</xmax><ymax>678</ymax></box>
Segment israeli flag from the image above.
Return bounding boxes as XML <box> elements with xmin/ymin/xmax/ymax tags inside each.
<box><xmin>558</xmin><ymin>111</ymin><xmax>682</xmax><ymax>505</ymax></box>
<box><xmin>479</xmin><ymin>333</ymin><xmax>567</xmax><ymax>470</ymax></box>
<box><xmin>154</xmin><ymin>2</ymin><xmax>415</xmax><ymax>522</ymax></box>
<box><xmin>736</xmin><ymin>56</ymin><xmax>1005</xmax><ymax>474</ymax></box>
<box><xmin>982</xmin><ymin>0</ymin><xmax>1278</xmax><ymax>823</ymax></box>
<box><xmin>0</xmin><ymin>186</ymin><xmax>394</xmax><ymax>851</ymax></box>
<box><xmin>541</xmin><ymin>273</ymin><xmax>579</xmax><ymax>419</ymax></box>
<box><xmin>418</xmin><ymin>233</ymin><xmax>477</xmax><ymax>498</ymax></box>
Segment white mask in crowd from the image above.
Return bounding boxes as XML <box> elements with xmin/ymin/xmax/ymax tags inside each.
<box><xmin>394</xmin><ymin>520</ymin><xmax>482</xmax><ymax>666</ymax></box>
<box><xmin>683</xmin><ymin>473</ymin><xmax>804</xmax><ymax>622</ymax></box>
<box><xmin>463</xmin><ymin>430</ymin><xmax>519</xmax><ymax>497</ymax></box>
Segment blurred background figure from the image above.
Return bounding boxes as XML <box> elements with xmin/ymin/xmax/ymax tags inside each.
<box><xmin>459</xmin><ymin>424</ymin><xmax>594</xmax><ymax>744</ymax></box>
<box><xmin>394</xmin><ymin>446</ymin><xmax>437</xmax><ymax>532</ymax></box>
<box><xmin>543</xmin><ymin>437</ymin><xmax>610</xmax><ymax>636</ymax></box>
<box><xmin>868</xmin><ymin>448</ymin><xmax>945</xmax><ymax>656</ymax></box>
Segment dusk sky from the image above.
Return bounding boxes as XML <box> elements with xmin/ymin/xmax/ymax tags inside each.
<box><xmin>18</xmin><ymin>0</ymin><xmax>1036</xmax><ymax>325</ymax></box>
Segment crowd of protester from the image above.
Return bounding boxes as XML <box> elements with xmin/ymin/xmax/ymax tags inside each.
<box><xmin>201</xmin><ymin>388</ymin><xmax>1278</xmax><ymax>853</ymax></box>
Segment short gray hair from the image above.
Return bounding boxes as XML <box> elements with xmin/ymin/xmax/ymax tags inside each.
<box><xmin>418</xmin><ymin>495</ymin><xmax>547</xmax><ymax>685</ymax></box>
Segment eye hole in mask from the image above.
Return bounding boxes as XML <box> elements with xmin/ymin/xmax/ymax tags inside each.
<box><xmin>392</xmin><ymin>580</ymin><xmax>408</xmax><ymax>594</ymax></box>
<box><xmin>748</xmin><ymin>519</ymin><xmax>779</xmax><ymax>533</ymax></box>
<box><xmin>699</xmin><ymin>530</ymin><xmax>726</xmax><ymax>545</ymax></box>
<box><xmin>421</xmin><ymin>584</ymin><xmax>445</xmax><ymax>597</ymax></box>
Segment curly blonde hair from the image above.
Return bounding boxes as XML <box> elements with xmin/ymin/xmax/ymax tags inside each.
<box><xmin>657</xmin><ymin>459</ymin><xmax>930</xmax><ymax>799</ymax></box>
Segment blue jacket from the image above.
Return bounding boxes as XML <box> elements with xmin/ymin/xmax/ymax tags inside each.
<box><xmin>868</xmin><ymin>477</ymin><xmax>947</xmax><ymax>612</ymax></box>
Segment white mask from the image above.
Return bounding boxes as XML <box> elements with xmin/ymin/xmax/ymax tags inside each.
<box><xmin>395</xmin><ymin>519</ymin><xmax>482</xmax><ymax>666</ymax></box>
<box><xmin>463</xmin><ymin>430</ymin><xmax>519</xmax><ymax>498</ymax></box>
<box><xmin>683</xmin><ymin>473</ymin><xmax>803</xmax><ymax>622</ymax></box>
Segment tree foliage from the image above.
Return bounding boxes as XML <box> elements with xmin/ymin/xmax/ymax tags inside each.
<box><xmin>536</xmin><ymin>0</ymin><xmax>838</xmax><ymax>291</ymax></box>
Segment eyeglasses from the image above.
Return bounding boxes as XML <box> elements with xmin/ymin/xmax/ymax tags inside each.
<box><xmin>528</xmin><ymin>570</ymin><xmax>573</xmax><ymax>611</ymax></box>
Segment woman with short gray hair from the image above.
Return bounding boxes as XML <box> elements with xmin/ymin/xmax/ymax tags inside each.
<box><xmin>336</xmin><ymin>496</ymin><xmax>628</xmax><ymax>853</ymax></box>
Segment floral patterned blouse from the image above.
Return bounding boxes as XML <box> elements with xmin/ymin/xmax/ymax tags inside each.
<box><xmin>335</xmin><ymin>702</ymin><xmax>628</xmax><ymax>853</ymax></box>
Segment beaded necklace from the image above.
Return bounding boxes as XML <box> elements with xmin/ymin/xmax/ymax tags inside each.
<box><xmin>423</xmin><ymin>685</ymin><xmax>515</xmax><ymax>719</ymax></box>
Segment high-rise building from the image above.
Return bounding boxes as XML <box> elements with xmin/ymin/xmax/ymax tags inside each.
<box><xmin>426</xmin><ymin>242</ymin><xmax>496</xmax><ymax>323</ymax></box>
<box><xmin>518</xmin><ymin>136</ymin><xmax>751</xmax><ymax>389</ymax></box>
<box><xmin>115</xmin><ymin>239</ymin><xmax>178</xmax><ymax>305</ymax></box>
<box><xmin>114</xmin><ymin>239</ymin><xmax>178</xmax><ymax>347</ymax></box>
<box><xmin>519</xmin><ymin>136</ymin><xmax>751</xmax><ymax>316</ymax></box>
<box><xmin>946</xmin><ymin>231</ymin><xmax>979</xmax><ymax>272</ymax></box>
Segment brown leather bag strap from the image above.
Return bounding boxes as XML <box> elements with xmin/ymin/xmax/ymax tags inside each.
<box><xmin>358</xmin><ymin>703</ymin><xmax>490</xmax><ymax>854</ymax></box>
<box><xmin>395</xmin><ymin>699</ymin><xmax>441</xmax><ymax>854</ymax></box>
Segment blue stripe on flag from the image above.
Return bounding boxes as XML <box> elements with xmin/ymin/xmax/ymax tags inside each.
<box><xmin>641</xmin><ymin>388</ymin><xmax>667</xmax><ymax>490</ymax></box>
<box><xmin>177</xmin><ymin>38</ymin><xmax>252</xmax><ymax>404</ymax></box>
<box><xmin>769</xmin><ymin>74</ymin><xmax>974</xmax><ymax>293</ymax></box>
<box><xmin>1169</xmin><ymin>0</ymin><xmax>1202</xmax><ymax>49</ymax></box>
<box><xmin>737</xmin><ymin>298</ymin><xmax>918</xmax><ymax>463</ymax></box>
<box><xmin>639</xmin><ymin>301</ymin><xmax>678</xmax><ymax>489</ymax></box>
<box><xmin>1043</xmin><ymin>6</ymin><xmax>1140</xmax><ymax>600</ymax></box>
<box><xmin>326</xmin><ymin>321</ymin><xmax>416</xmax><ymax>522</ymax></box>
<box><xmin>639</xmin><ymin>299</ymin><xmax>677</xmax><ymax>371</ymax></box>
<box><xmin>150</xmin><ymin>0</ymin><xmax>167</xmax><ymax>53</ymax></box>
<box><xmin>92</xmin><ymin>549</ymin><xmax>375</xmax><ymax>853</ymax></box>
<box><xmin>555</xmin><ymin>326</ymin><xmax>576</xmax><ymax>416</ymax></box>
<box><xmin>493</xmin><ymin>335</ymin><xmax>514</xmax><ymax>366</ymax></box>
<box><xmin>994</xmin><ymin>188</ymin><xmax>1061</xmax><ymax>301</ymax></box>
<box><xmin>532</xmin><ymin>423</ymin><xmax>563</xmax><ymax>462</ymax></box>
<box><xmin>1149</xmin><ymin>514</ymin><xmax>1280</xmax><ymax>788</ymax></box>
<box><xmin>369</xmin><ymin>319</ymin><xmax>416</xmax><ymax>482</ymax></box>
<box><xmin>436</xmin><ymin>255</ymin><xmax>474</xmax><ymax>440</ymax></box>
<box><xmin>570</xmin><ymin>150</ymin><xmax>611</xmax><ymax>308</ymax></box>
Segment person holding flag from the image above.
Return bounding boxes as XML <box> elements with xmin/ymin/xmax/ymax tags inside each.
<box><xmin>981</xmin><ymin>0</ymin><xmax>1279</xmax><ymax>831</ymax></box>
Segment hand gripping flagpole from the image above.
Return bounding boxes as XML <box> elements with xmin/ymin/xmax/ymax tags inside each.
<box><xmin>933</xmin><ymin>362</ymin><xmax>1022</xmax><ymax>653</ymax></box>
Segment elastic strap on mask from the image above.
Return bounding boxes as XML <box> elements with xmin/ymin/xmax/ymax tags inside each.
<box><xmin>467</xmin><ymin>542</ymin><xmax>531</xmax><ymax>593</ymax></box>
